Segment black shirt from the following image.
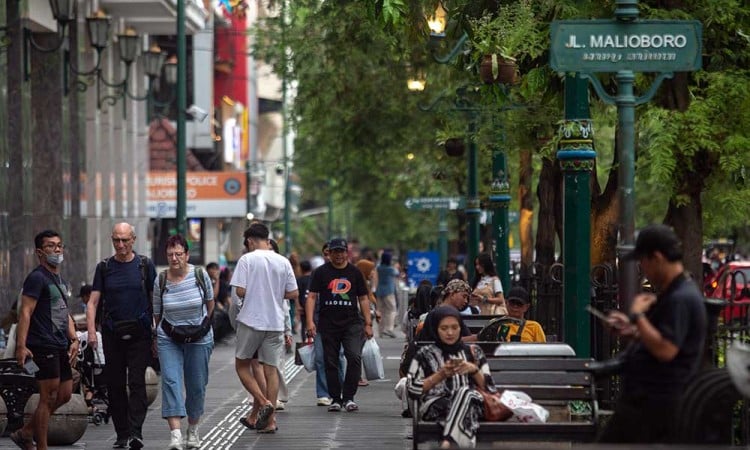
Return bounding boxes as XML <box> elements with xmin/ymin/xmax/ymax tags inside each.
<box><xmin>93</xmin><ymin>255</ymin><xmax>156</xmax><ymax>328</ymax></box>
<box><xmin>622</xmin><ymin>274</ymin><xmax>707</xmax><ymax>398</ymax></box>
<box><xmin>309</xmin><ymin>262</ymin><xmax>368</xmax><ymax>330</ymax></box>
<box><xmin>22</xmin><ymin>266</ymin><xmax>71</xmax><ymax>349</ymax></box>
<box><xmin>296</xmin><ymin>274</ymin><xmax>311</xmax><ymax>314</ymax></box>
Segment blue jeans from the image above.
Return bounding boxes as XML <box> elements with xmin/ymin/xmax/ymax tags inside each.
<box><xmin>314</xmin><ymin>335</ymin><xmax>345</xmax><ymax>398</ymax></box>
<box><xmin>157</xmin><ymin>335</ymin><xmax>213</xmax><ymax>419</ymax></box>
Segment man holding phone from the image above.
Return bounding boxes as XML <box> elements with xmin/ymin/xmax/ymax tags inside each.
<box><xmin>13</xmin><ymin>230</ymin><xmax>79</xmax><ymax>450</ymax></box>
<box><xmin>598</xmin><ymin>224</ymin><xmax>706</xmax><ymax>443</ymax></box>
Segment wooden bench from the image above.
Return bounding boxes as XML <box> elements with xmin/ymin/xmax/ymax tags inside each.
<box><xmin>411</xmin><ymin>347</ymin><xmax>599</xmax><ymax>449</ymax></box>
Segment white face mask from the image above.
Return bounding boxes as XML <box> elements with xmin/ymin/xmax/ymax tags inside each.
<box><xmin>46</xmin><ymin>253</ymin><xmax>64</xmax><ymax>267</ymax></box>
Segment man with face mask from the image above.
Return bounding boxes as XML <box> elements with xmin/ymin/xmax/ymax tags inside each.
<box><xmin>12</xmin><ymin>230</ymin><xmax>79</xmax><ymax>450</ymax></box>
<box><xmin>86</xmin><ymin>223</ymin><xmax>156</xmax><ymax>449</ymax></box>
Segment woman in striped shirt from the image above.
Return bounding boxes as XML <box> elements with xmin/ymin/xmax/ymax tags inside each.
<box><xmin>153</xmin><ymin>234</ymin><xmax>214</xmax><ymax>450</ymax></box>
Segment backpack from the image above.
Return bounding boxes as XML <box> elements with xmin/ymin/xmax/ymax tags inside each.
<box><xmin>156</xmin><ymin>267</ymin><xmax>213</xmax><ymax>343</ymax></box>
<box><xmin>157</xmin><ymin>266</ymin><xmax>210</xmax><ymax>304</ymax></box>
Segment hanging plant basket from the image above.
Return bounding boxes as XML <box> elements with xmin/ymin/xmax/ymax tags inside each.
<box><xmin>479</xmin><ymin>54</ymin><xmax>519</xmax><ymax>85</ymax></box>
<box><xmin>444</xmin><ymin>138</ymin><xmax>465</xmax><ymax>157</ymax></box>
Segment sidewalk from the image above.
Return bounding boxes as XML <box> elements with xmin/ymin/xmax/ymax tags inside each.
<box><xmin>0</xmin><ymin>333</ymin><xmax>412</xmax><ymax>449</ymax></box>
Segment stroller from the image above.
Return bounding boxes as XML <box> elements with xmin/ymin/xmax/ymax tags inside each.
<box><xmin>77</xmin><ymin>332</ymin><xmax>110</xmax><ymax>426</ymax></box>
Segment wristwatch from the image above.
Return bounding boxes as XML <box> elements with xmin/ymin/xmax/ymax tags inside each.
<box><xmin>482</xmin><ymin>295</ymin><xmax>488</xmax><ymax>304</ymax></box>
<box><xmin>628</xmin><ymin>312</ymin><xmax>645</xmax><ymax>324</ymax></box>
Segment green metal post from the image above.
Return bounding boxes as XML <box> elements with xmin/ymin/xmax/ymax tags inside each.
<box><xmin>465</xmin><ymin>113</ymin><xmax>480</xmax><ymax>281</ymax></box>
<box><xmin>175</xmin><ymin>0</ymin><xmax>187</xmax><ymax>235</ymax></box>
<box><xmin>490</xmin><ymin>150</ymin><xmax>511</xmax><ymax>293</ymax></box>
<box><xmin>438</xmin><ymin>208</ymin><xmax>448</xmax><ymax>270</ymax></box>
<box><xmin>616</xmin><ymin>70</ymin><xmax>638</xmax><ymax>312</ymax></box>
<box><xmin>281</xmin><ymin>0</ymin><xmax>291</xmax><ymax>255</ymax></box>
<box><xmin>558</xmin><ymin>75</ymin><xmax>595</xmax><ymax>357</ymax></box>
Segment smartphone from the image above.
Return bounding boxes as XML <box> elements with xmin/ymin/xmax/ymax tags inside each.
<box><xmin>585</xmin><ymin>305</ymin><xmax>610</xmax><ymax>322</ymax></box>
<box><xmin>23</xmin><ymin>358</ymin><xmax>39</xmax><ymax>375</ymax></box>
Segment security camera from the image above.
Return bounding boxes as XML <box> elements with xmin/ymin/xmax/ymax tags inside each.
<box><xmin>275</xmin><ymin>164</ymin><xmax>285</xmax><ymax>176</ymax></box>
<box><xmin>186</xmin><ymin>104</ymin><xmax>208</xmax><ymax>122</ymax></box>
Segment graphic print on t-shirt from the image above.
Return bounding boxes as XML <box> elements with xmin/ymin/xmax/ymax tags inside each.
<box><xmin>326</xmin><ymin>278</ymin><xmax>353</xmax><ymax>306</ymax></box>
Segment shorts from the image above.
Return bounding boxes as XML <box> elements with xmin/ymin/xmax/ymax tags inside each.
<box><xmin>29</xmin><ymin>346</ymin><xmax>73</xmax><ymax>382</ymax></box>
<box><xmin>235</xmin><ymin>322</ymin><xmax>283</xmax><ymax>368</ymax></box>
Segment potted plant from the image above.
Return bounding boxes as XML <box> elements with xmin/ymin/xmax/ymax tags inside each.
<box><xmin>469</xmin><ymin>1</ymin><xmax>537</xmax><ymax>85</ymax></box>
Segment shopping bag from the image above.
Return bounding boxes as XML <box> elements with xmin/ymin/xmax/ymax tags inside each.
<box><xmin>3</xmin><ymin>324</ymin><xmax>16</xmax><ymax>359</ymax></box>
<box><xmin>500</xmin><ymin>390</ymin><xmax>549</xmax><ymax>423</ymax></box>
<box><xmin>296</xmin><ymin>338</ymin><xmax>316</xmax><ymax>372</ymax></box>
<box><xmin>362</xmin><ymin>338</ymin><xmax>384</xmax><ymax>380</ymax></box>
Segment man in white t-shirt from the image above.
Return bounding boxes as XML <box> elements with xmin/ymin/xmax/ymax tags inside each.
<box><xmin>230</xmin><ymin>223</ymin><xmax>298</xmax><ymax>434</ymax></box>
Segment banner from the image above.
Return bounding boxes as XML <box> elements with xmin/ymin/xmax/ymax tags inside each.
<box><xmin>147</xmin><ymin>171</ymin><xmax>246</xmax><ymax>218</ymax></box>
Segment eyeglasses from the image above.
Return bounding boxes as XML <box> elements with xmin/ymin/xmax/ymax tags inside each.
<box><xmin>111</xmin><ymin>238</ymin><xmax>132</xmax><ymax>244</ymax></box>
<box><xmin>507</xmin><ymin>299</ymin><xmax>526</xmax><ymax>307</ymax></box>
<box><xmin>166</xmin><ymin>252</ymin><xmax>185</xmax><ymax>259</ymax></box>
<box><xmin>42</xmin><ymin>243</ymin><xmax>65</xmax><ymax>250</ymax></box>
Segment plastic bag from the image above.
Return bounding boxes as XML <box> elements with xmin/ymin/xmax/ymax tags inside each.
<box><xmin>297</xmin><ymin>339</ymin><xmax>316</xmax><ymax>372</ymax></box>
<box><xmin>3</xmin><ymin>324</ymin><xmax>16</xmax><ymax>359</ymax></box>
<box><xmin>500</xmin><ymin>390</ymin><xmax>549</xmax><ymax>423</ymax></box>
<box><xmin>362</xmin><ymin>338</ymin><xmax>384</xmax><ymax>380</ymax></box>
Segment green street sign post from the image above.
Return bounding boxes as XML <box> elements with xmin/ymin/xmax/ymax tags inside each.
<box><xmin>550</xmin><ymin>20</ymin><xmax>702</xmax><ymax>73</ymax></box>
<box><xmin>549</xmin><ymin>1</ymin><xmax>702</xmax><ymax>357</ymax></box>
<box><xmin>405</xmin><ymin>196</ymin><xmax>466</xmax><ymax>271</ymax></box>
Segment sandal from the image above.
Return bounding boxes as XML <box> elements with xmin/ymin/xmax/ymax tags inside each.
<box><xmin>239</xmin><ymin>417</ymin><xmax>255</xmax><ymax>429</ymax></box>
<box><xmin>255</xmin><ymin>403</ymin><xmax>274</xmax><ymax>430</ymax></box>
<box><xmin>257</xmin><ymin>426</ymin><xmax>278</xmax><ymax>434</ymax></box>
<box><xmin>10</xmin><ymin>430</ymin><xmax>35</xmax><ymax>450</ymax></box>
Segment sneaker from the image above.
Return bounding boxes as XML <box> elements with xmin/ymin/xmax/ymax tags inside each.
<box><xmin>167</xmin><ymin>434</ymin><xmax>183</xmax><ymax>450</ymax></box>
<box><xmin>275</xmin><ymin>400</ymin><xmax>285</xmax><ymax>410</ymax></box>
<box><xmin>327</xmin><ymin>402</ymin><xmax>342</xmax><ymax>412</ymax></box>
<box><xmin>317</xmin><ymin>397</ymin><xmax>332</xmax><ymax>406</ymax></box>
<box><xmin>113</xmin><ymin>438</ymin><xmax>129</xmax><ymax>449</ymax></box>
<box><xmin>186</xmin><ymin>428</ymin><xmax>200</xmax><ymax>449</ymax></box>
<box><xmin>344</xmin><ymin>400</ymin><xmax>359</xmax><ymax>412</ymax></box>
<box><xmin>128</xmin><ymin>436</ymin><xmax>144</xmax><ymax>450</ymax></box>
<box><xmin>382</xmin><ymin>329</ymin><xmax>396</xmax><ymax>338</ymax></box>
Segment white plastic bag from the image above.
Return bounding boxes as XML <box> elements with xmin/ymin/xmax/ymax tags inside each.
<box><xmin>297</xmin><ymin>339</ymin><xmax>316</xmax><ymax>372</ymax></box>
<box><xmin>3</xmin><ymin>324</ymin><xmax>16</xmax><ymax>359</ymax></box>
<box><xmin>500</xmin><ymin>390</ymin><xmax>549</xmax><ymax>423</ymax></box>
<box><xmin>362</xmin><ymin>338</ymin><xmax>384</xmax><ymax>380</ymax></box>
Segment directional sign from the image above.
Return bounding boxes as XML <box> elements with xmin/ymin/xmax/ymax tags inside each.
<box><xmin>550</xmin><ymin>20</ymin><xmax>702</xmax><ymax>73</ymax></box>
<box><xmin>404</xmin><ymin>196</ymin><xmax>465</xmax><ymax>211</ymax></box>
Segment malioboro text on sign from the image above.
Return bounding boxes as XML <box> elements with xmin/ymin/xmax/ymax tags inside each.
<box><xmin>550</xmin><ymin>20</ymin><xmax>702</xmax><ymax>72</ymax></box>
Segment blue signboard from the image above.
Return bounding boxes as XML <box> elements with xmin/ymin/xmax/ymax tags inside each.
<box><xmin>406</xmin><ymin>251</ymin><xmax>440</xmax><ymax>289</ymax></box>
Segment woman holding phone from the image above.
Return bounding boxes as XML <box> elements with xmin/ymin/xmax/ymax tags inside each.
<box><xmin>406</xmin><ymin>306</ymin><xmax>495</xmax><ymax>448</ymax></box>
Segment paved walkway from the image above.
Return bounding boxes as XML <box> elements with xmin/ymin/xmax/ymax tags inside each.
<box><xmin>1</xmin><ymin>334</ymin><xmax>412</xmax><ymax>450</ymax></box>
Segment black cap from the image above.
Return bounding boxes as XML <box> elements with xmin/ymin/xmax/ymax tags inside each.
<box><xmin>328</xmin><ymin>238</ymin><xmax>348</xmax><ymax>251</ymax></box>
<box><xmin>623</xmin><ymin>224</ymin><xmax>682</xmax><ymax>261</ymax></box>
<box><xmin>78</xmin><ymin>284</ymin><xmax>93</xmax><ymax>297</ymax></box>
<box><xmin>506</xmin><ymin>286</ymin><xmax>530</xmax><ymax>304</ymax></box>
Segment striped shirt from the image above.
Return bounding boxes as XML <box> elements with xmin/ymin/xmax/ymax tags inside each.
<box><xmin>153</xmin><ymin>265</ymin><xmax>214</xmax><ymax>342</ymax></box>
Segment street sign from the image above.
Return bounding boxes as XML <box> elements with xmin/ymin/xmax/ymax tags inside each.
<box><xmin>406</xmin><ymin>251</ymin><xmax>440</xmax><ymax>289</ymax></box>
<box><xmin>404</xmin><ymin>196</ymin><xmax>465</xmax><ymax>210</ymax></box>
<box><xmin>550</xmin><ymin>20</ymin><xmax>702</xmax><ymax>73</ymax></box>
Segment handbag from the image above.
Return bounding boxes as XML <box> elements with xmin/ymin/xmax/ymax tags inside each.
<box><xmin>478</xmin><ymin>388</ymin><xmax>513</xmax><ymax>421</ymax></box>
<box><xmin>160</xmin><ymin>316</ymin><xmax>212</xmax><ymax>344</ymax></box>
<box><xmin>113</xmin><ymin>319</ymin><xmax>145</xmax><ymax>341</ymax></box>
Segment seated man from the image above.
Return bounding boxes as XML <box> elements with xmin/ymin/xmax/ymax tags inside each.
<box><xmin>503</xmin><ymin>286</ymin><xmax>546</xmax><ymax>342</ymax></box>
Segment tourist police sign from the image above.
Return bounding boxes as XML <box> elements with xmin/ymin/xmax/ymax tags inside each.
<box><xmin>550</xmin><ymin>20</ymin><xmax>702</xmax><ymax>73</ymax></box>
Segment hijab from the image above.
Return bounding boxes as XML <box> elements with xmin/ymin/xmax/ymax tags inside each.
<box><xmin>429</xmin><ymin>305</ymin><xmax>466</xmax><ymax>355</ymax></box>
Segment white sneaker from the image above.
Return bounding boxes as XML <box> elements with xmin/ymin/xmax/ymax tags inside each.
<box><xmin>275</xmin><ymin>400</ymin><xmax>285</xmax><ymax>410</ymax></box>
<box><xmin>317</xmin><ymin>397</ymin><xmax>332</xmax><ymax>406</ymax></box>
<box><xmin>168</xmin><ymin>433</ymin><xmax>183</xmax><ymax>450</ymax></box>
<box><xmin>186</xmin><ymin>428</ymin><xmax>200</xmax><ymax>449</ymax></box>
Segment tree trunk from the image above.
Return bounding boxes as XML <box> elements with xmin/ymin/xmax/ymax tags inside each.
<box><xmin>591</xmin><ymin>133</ymin><xmax>621</xmax><ymax>267</ymax></box>
<box><xmin>664</xmin><ymin>191</ymin><xmax>703</xmax><ymax>282</ymax></box>
<box><xmin>519</xmin><ymin>148</ymin><xmax>534</xmax><ymax>267</ymax></box>
<box><xmin>535</xmin><ymin>157</ymin><xmax>561</xmax><ymax>266</ymax></box>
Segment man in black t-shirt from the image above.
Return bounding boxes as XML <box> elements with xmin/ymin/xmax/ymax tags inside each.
<box><xmin>86</xmin><ymin>223</ymin><xmax>156</xmax><ymax>450</ymax></box>
<box><xmin>305</xmin><ymin>238</ymin><xmax>373</xmax><ymax>413</ymax></box>
<box><xmin>13</xmin><ymin>230</ymin><xmax>80</xmax><ymax>450</ymax></box>
<box><xmin>600</xmin><ymin>224</ymin><xmax>707</xmax><ymax>444</ymax></box>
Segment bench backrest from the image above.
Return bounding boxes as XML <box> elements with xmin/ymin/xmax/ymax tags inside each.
<box><xmin>487</xmin><ymin>357</ymin><xmax>596</xmax><ymax>402</ymax></box>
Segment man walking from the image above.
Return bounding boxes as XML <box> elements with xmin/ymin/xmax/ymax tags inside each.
<box><xmin>86</xmin><ymin>223</ymin><xmax>156</xmax><ymax>449</ymax></box>
<box><xmin>12</xmin><ymin>230</ymin><xmax>79</xmax><ymax>450</ymax></box>
<box><xmin>306</xmin><ymin>238</ymin><xmax>373</xmax><ymax>413</ymax></box>
<box><xmin>230</xmin><ymin>223</ymin><xmax>298</xmax><ymax>433</ymax></box>
<box><xmin>601</xmin><ymin>224</ymin><xmax>707</xmax><ymax>443</ymax></box>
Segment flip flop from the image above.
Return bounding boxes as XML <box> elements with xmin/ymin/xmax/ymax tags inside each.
<box><xmin>255</xmin><ymin>403</ymin><xmax>274</xmax><ymax>430</ymax></box>
<box><xmin>239</xmin><ymin>417</ymin><xmax>255</xmax><ymax>430</ymax></box>
<box><xmin>257</xmin><ymin>426</ymin><xmax>278</xmax><ymax>434</ymax></box>
<box><xmin>10</xmin><ymin>430</ymin><xmax>35</xmax><ymax>450</ymax></box>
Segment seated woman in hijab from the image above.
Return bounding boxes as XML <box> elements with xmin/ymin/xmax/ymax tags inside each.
<box><xmin>406</xmin><ymin>305</ymin><xmax>494</xmax><ymax>448</ymax></box>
